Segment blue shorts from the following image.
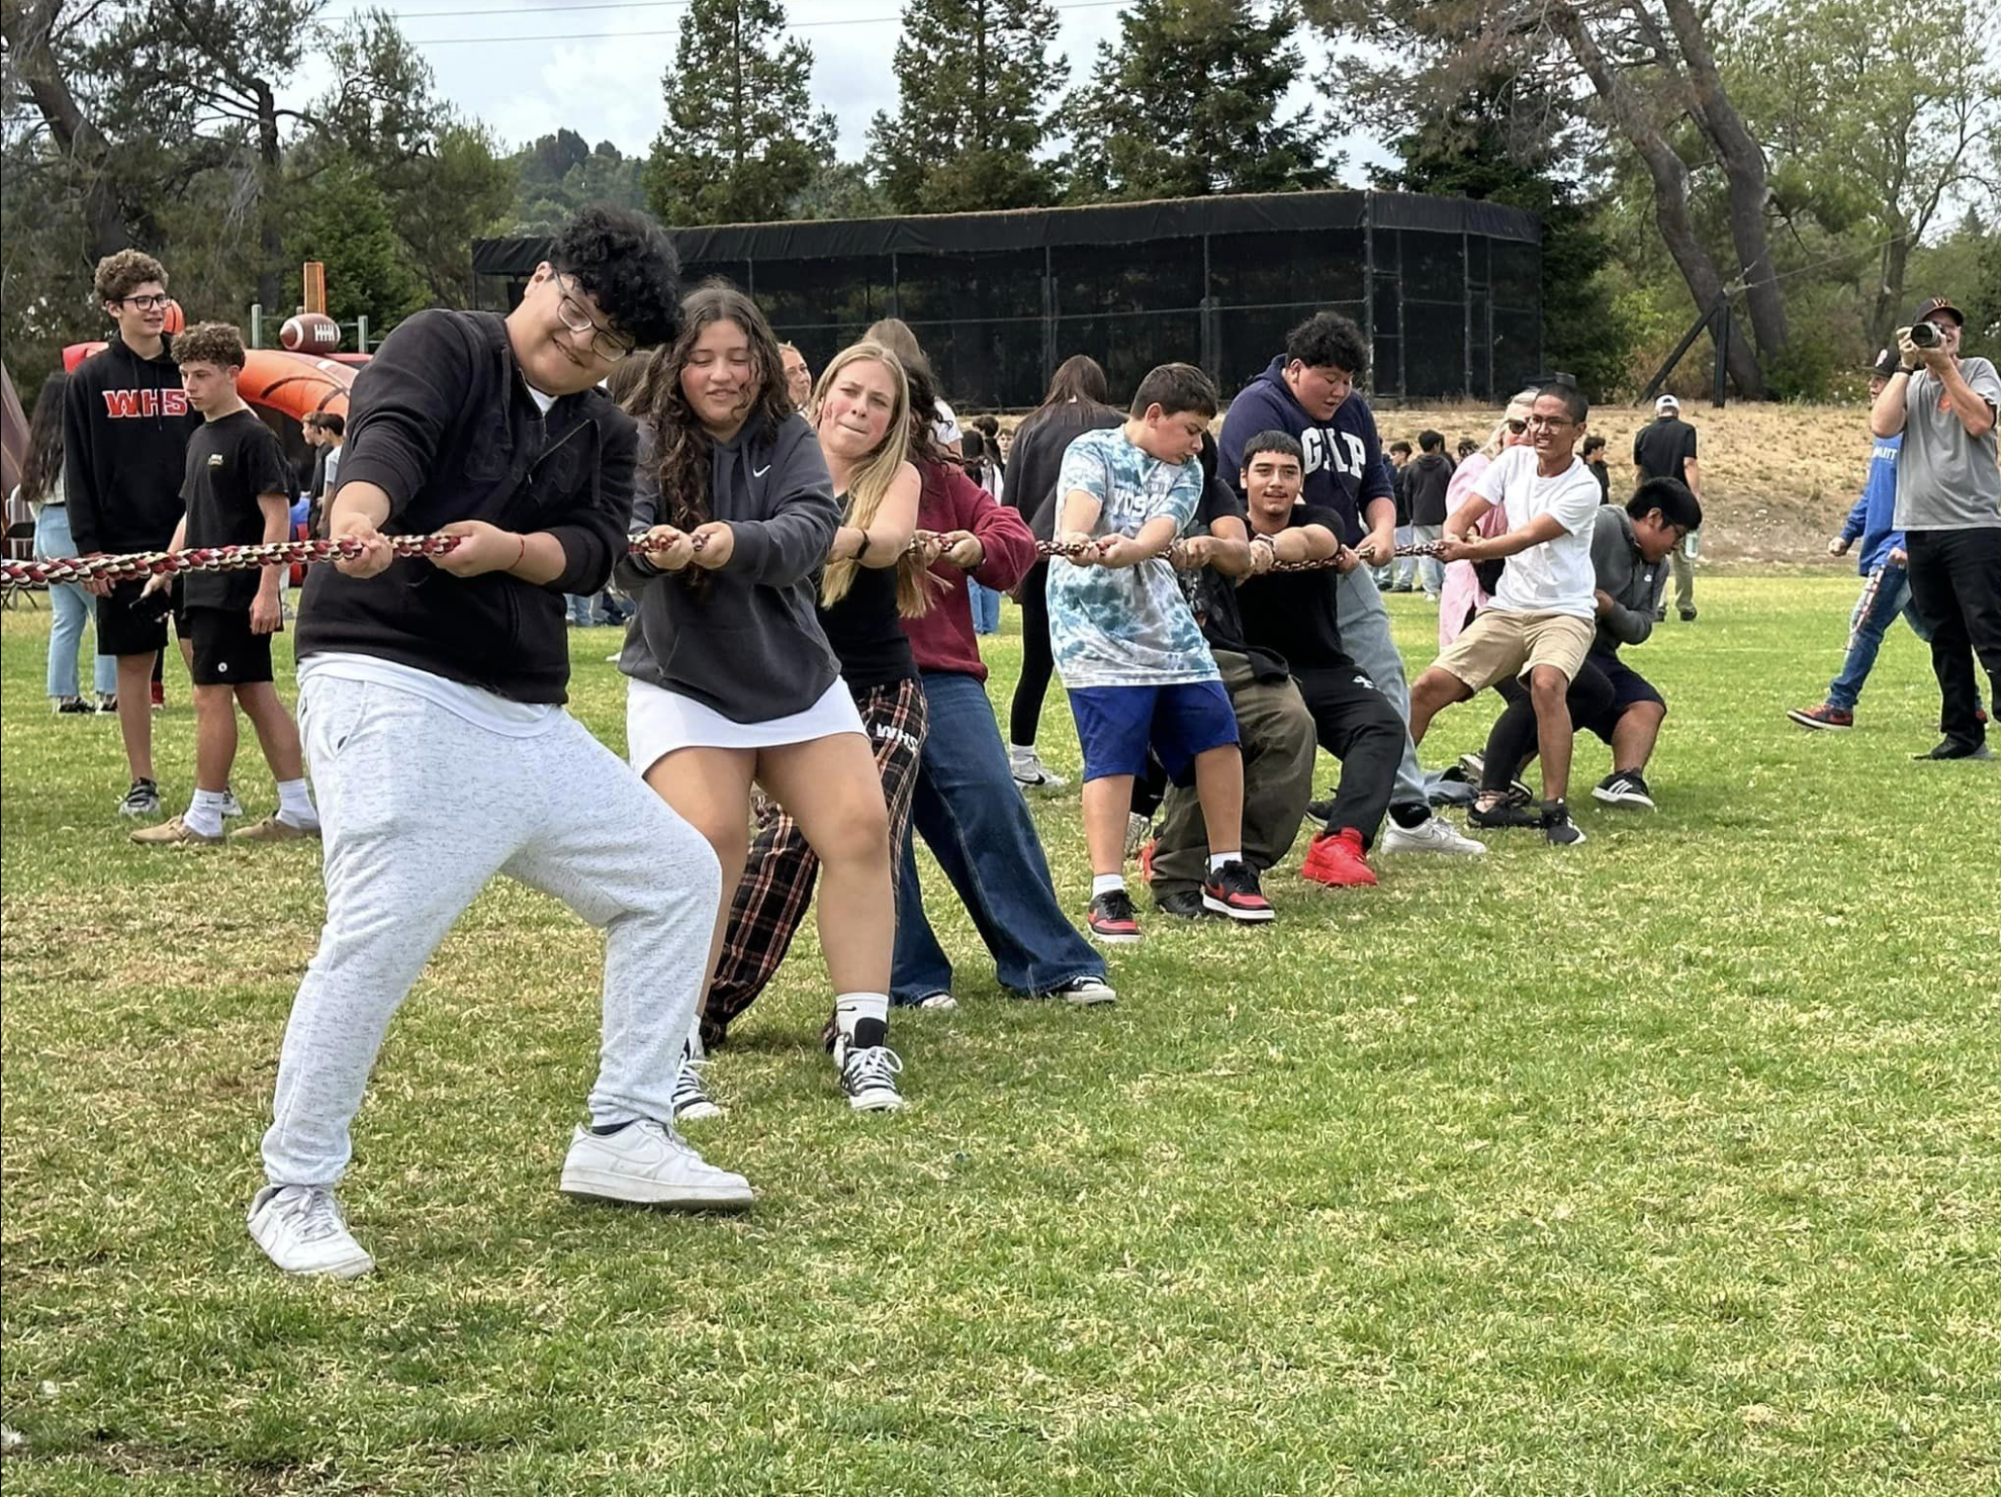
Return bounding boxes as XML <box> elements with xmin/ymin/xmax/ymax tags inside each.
<box><xmin>1067</xmin><ymin>680</ymin><xmax>1239</xmax><ymax>786</ymax></box>
<box><xmin>1580</xmin><ymin>650</ymin><xmax>1664</xmax><ymax>742</ymax></box>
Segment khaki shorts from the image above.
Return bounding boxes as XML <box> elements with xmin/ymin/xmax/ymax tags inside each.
<box><xmin>1431</xmin><ymin>608</ymin><xmax>1594</xmax><ymax>693</ymax></box>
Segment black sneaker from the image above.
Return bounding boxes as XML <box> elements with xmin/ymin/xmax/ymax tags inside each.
<box><xmin>1592</xmin><ymin>770</ymin><xmax>1656</xmax><ymax>810</ymax></box>
<box><xmin>1542</xmin><ymin>801</ymin><xmax>1586</xmax><ymax>846</ymax></box>
<box><xmin>1201</xmin><ymin>861</ymin><xmax>1275</xmax><ymax>923</ymax></box>
<box><xmin>118</xmin><ymin>779</ymin><xmax>161</xmax><ymax>817</ymax></box>
<box><xmin>1469</xmin><ymin>798</ymin><xmax>1542</xmax><ymax>830</ymax></box>
<box><xmin>1087</xmin><ymin>889</ymin><xmax>1142</xmax><ymax>944</ymax></box>
<box><xmin>1914</xmin><ymin>739</ymin><xmax>1994</xmax><ymax>761</ymax></box>
<box><xmin>1303</xmin><ymin>796</ymin><xmax>1335</xmax><ymax>827</ymax></box>
<box><xmin>56</xmin><ymin>698</ymin><xmax>94</xmax><ymax>715</ymax></box>
<box><xmin>1679</xmin><ymin>606</ymin><xmax>1698</xmax><ymax>622</ymax></box>
<box><xmin>1153</xmin><ymin>889</ymin><xmax>1214</xmax><ymax>920</ymax></box>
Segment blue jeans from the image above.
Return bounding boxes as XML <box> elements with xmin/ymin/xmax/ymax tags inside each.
<box><xmin>1828</xmin><ymin>564</ymin><xmax>1930</xmax><ymax>711</ymax></box>
<box><xmin>969</xmin><ymin>581</ymin><xmax>1001</xmax><ymax>634</ymax></box>
<box><xmin>33</xmin><ymin>506</ymin><xmax>117</xmax><ymax>700</ymax></box>
<box><xmin>893</xmin><ymin>671</ymin><xmax>1106</xmax><ymax>1003</ymax></box>
<box><xmin>567</xmin><ymin>593</ymin><xmax>595</xmax><ymax>627</ymax></box>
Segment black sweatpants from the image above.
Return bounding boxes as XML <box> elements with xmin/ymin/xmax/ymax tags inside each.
<box><xmin>1009</xmin><ymin>559</ymin><xmax>1055</xmax><ymax>748</ymax></box>
<box><xmin>1905</xmin><ymin>528</ymin><xmax>2001</xmax><ymax>751</ymax></box>
<box><xmin>1482</xmin><ymin>659</ymin><xmax>1619</xmax><ymax>791</ymax></box>
<box><xmin>1292</xmin><ymin>664</ymin><xmax>1404</xmax><ymax>847</ymax></box>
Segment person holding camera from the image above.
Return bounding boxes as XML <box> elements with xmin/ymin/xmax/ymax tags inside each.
<box><xmin>1871</xmin><ymin>294</ymin><xmax>2001</xmax><ymax>761</ymax></box>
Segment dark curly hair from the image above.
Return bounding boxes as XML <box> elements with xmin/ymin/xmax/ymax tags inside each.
<box><xmin>171</xmin><ymin>320</ymin><xmax>247</xmax><ymax>369</ymax></box>
<box><xmin>1285</xmin><ymin>311</ymin><xmax>1370</xmax><ymax>380</ymax></box>
<box><xmin>553</xmin><ymin>205</ymin><xmax>682</xmax><ymax>349</ymax></box>
<box><xmin>635</xmin><ymin>282</ymin><xmax>792</xmax><ymax>590</ymax></box>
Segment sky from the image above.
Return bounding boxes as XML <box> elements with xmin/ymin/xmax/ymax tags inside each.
<box><xmin>307</xmin><ymin>0</ymin><xmax>1390</xmax><ymax>179</ymax></box>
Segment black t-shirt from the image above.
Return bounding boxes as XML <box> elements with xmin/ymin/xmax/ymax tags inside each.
<box><xmin>1632</xmin><ymin>417</ymin><xmax>1697</xmax><ymax>481</ymax></box>
<box><xmin>180</xmin><ymin>408</ymin><xmax>292</xmax><ymax>610</ymax></box>
<box><xmin>819</xmin><ymin>559</ymin><xmax>916</xmax><ymax>693</ymax></box>
<box><xmin>1234</xmin><ymin>505</ymin><xmax>1350</xmax><ymax>673</ymax></box>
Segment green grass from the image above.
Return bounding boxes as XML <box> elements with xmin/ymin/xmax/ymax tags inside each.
<box><xmin>2</xmin><ymin>575</ymin><xmax>1997</xmax><ymax>1495</ymax></box>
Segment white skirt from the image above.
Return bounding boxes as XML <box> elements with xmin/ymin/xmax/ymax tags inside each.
<box><xmin>626</xmin><ymin>676</ymin><xmax>865</xmax><ymax>774</ymax></box>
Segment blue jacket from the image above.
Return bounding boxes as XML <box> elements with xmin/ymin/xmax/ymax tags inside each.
<box><xmin>1839</xmin><ymin>433</ymin><xmax>1902</xmax><ymax>574</ymax></box>
<box><xmin>1217</xmin><ymin>357</ymin><xmax>1391</xmax><ymax>547</ymax></box>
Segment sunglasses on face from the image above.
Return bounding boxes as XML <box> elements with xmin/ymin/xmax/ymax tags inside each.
<box><xmin>1505</xmin><ymin>419</ymin><xmax>1527</xmax><ymax>434</ymax></box>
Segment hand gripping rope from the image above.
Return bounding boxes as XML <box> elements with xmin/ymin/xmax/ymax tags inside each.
<box><xmin>2</xmin><ymin>533</ymin><xmax>1448</xmax><ymax>588</ymax></box>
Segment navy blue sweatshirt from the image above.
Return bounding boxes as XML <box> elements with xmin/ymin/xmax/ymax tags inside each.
<box><xmin>1217</xmin><ymin>356</ymin><xmax>1391</xmax><ymax>547</ymax></box>
<box><xmin>296</xmin><ymin>309</ymin><xmax>634</xmax><ymax>704</ymax></box>
<box><xmin>62</xmin><ymin>333</ymin><xmax>201</xmax><ymax>554</ymax></box>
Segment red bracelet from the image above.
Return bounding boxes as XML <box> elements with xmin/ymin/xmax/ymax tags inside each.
<box><xmin>513</xmin><ymin>533</ymin><xmax>527</xmax><ymax>570</ymax></box>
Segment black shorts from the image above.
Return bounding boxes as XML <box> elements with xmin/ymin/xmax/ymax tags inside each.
<box><xmin>186</xmin><ymin>606</ymin><xmax>274</xmax><ymax>687</ymax></box>
<box><xmin>1579</xmin><ymin>651</ymin><xmax>1664</xmax><ymax>742</ymax></box>
<box><xmin>95</xmin><ymin>577</ymin><xmax>185</xmax><ymax>658</ymax></box>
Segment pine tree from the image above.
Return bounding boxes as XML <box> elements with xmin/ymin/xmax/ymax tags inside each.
<box><xmin>1063</xmin><ymin>0</ymin><xmax>1332</xmax><ymax>202</ymax></box>
<box><xmin>869</xmin><ymin>0</ymin><xmax>1065</xmax><ymax>214</ymax></box>
<box><xmin>646</xmin><ymin>0</ymin><xmax>838</xmax><ymax>226</ymax></box>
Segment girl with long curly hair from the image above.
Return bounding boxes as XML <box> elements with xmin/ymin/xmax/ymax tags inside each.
<box><xmin>617</xmin><ymin>291</ymin><xmax>928</xmax><ymax>1113</ymax></box>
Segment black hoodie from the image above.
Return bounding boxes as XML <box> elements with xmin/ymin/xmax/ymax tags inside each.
<box><xmin>295</xmin><ymin>309</ymin><xmax>634</xmax><ymax>705</ymax></box>
<box><xmin>62</xmin><ymin>332</ymin><xmax>201</xmax><ymax>554</ymax></box>
<box><xmin>1406</xmin><ymin>450</ymin><xmax>1455</xmax><ymax>526</ymax></box>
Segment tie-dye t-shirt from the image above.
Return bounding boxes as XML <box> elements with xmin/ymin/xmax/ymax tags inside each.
<box><xmin>1046</xmin><ymin>427</ymin><xmax>1218</xmax><ymax>688</ymax></box>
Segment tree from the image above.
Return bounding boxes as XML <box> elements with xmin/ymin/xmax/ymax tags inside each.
<box><xmin>1063</xmin><ymin>0</ymin><xmax>1332</xmax><ymax>202</ymax></box>
<box><xmin>1309</xmin><ymin>0</ymin><xmax>1786</xmax><ymax>396</ymax></box>
<box><xmin>870</xmin><ymin>0</ymin><xmax>1064</xmax><ymax>213</ymax></box>
<box><xmin>1379</xmin><ymin>78</ymin><xmax>1633</xmax><ymax>402</ymax></box>
<box><xmin>285</xmin><ymin>161</ymin><xmax>430</xmax><ymax>329</ymax></box>
<box><xmin>508</xmin><ymin>134</ymin><xmax>648</xmax><ymax>235</ymax></box>
<box><xmin>645</xmin><ymin>0</ymin><xmax>837</xmax><ymax>226</ymax></box>
<box><xmin>787</xmin><ymin>160</ymin><xmax>895</xmax><ymax>221</ymax></box>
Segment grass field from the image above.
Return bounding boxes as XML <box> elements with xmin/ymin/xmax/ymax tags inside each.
<box><xmin>2</xmin><ymin>576</ymin><xmax>1997</xmax><ymax>1495</ymax></box>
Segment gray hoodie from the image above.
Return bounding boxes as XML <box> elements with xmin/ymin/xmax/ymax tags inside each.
<box><xmin>617</xmin><ymin>410</ymin><xmax>843</xmax><ymax>722</ymax></box>
<box><xmin>1589</xmin><ymin>505</ymin><xmax>1664</xmax><ymax>655</ymax></box>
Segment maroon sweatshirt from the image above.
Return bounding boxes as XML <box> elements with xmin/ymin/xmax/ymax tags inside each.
<box><xmin>901</xmin><ymin>459</ymin><xmax>1038</xmax><ymax>683</ymax></box>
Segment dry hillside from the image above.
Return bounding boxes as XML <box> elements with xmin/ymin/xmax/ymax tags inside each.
<box><xmin>1376</xmin><ymin>402</ymin><xmax>1872</xmax><ymax>566</ymax></box>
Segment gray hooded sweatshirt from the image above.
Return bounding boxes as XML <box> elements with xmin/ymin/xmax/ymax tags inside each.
<box><xmin>616</xmin><ymin>410</ymin><xmax>844</xmax><ymax>722</ymax></box>
<box><xmin>1589</xmin><ymin>505</ymin><xmax>1665</xmax><ymax>656</ymax></box>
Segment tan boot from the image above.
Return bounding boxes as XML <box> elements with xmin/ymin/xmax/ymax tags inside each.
<box><xmin>231</xmin><ymin>814</ymin><xmax>320</xmax><ymax>843</ymax></box>
<box><xmin>130</xmin><ymin>815</ymin><xmax>223</xmax><ymax>848</ymax></box>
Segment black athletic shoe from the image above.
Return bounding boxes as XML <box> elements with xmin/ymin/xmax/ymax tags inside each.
<box><xmin>1304</xmin><ymin>796</ymin><xmax>1335</xmax><ymax>827</ymax></box>
<box><xmin>1087</xmin><ymin>889</ymin><xmax>1142</xmax><ymax>944</ymax></box>
<box><xmin>1679</xmin><ymin>606</ymin><xmax>1698</xmax><ymax>622</ymax></box>
<box><xmin>1542</xmin><ymin>801</ymin><xmax>1586</xmax><ymax>846</ymax></box>
<box><xmin>118</xmin><ymin>778</ymin><xmax>161</xmax><ymax>817</ymax></box>
<box><xmin>1470</xmin><ymin>799</ymin><xmax>1542</xmax><ymax>830</ymax></box>
<box><xmin>1202</xmin><ymin>861</ymin><xmax>1275</xmax><ymax>923</ymax></box>
<box><xmin>1592</xmin><ymin>770</ymin><xmax>1656</xmax><ymax>810</ymax></box>
<box><xmin>1914</xmin><ymin>739</ymin><xmax>1994</xmax><ymax>761</ymax></box>
<box><xmin>1153</xmin><ymin>890</ymin><xmax>1214</xmax><ymax>920</ymax></box>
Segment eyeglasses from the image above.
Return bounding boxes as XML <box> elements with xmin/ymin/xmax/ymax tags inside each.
<box><xmin>553</xmin><ymin>273</ymin><xmax>634</xmax><ymax>363</ymax></box>
<box><xmin>1525</xmin><ymin>415</ymin><xmax>1574</xmax><ymax>430</ymax></box>
<box><xmin>119</xmin><ymin>294</ymin><xmax>171</xmax><ymax>311</ymax></box>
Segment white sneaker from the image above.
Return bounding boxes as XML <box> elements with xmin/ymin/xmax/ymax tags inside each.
<box><xmin>220</xmin><ymin>787</ymin><xmax>243</xmax><ymax>819</ymax></box>
<box><xmin>559</xmin><ymin>1120</ymin><xmax>754</xmax><ymax>1209</ymax></box>
<box><xmin>247</xmin><ymin>1184</ymin><xmax>375</xmax><ymax>1279</ymax></box>
<box><xmin>671</xmin><ymin>1055</ymin><xmax>724</xmax><ymax>1122</ymax></box>
<box><xmin>1381</xmin><ymin>815</ymin><xmax>1487</xmax><ymax>856</ymax></box>
<box><xmin>837</xmin><ymin>1042</ymin><xmax>906</xmax><ymax>1111</ymax></box>
<box><xmin>1123</xmin><ymin>811</ymin><xmax>1153</xmax><ymax>859</ymax></box>
<box><xmin>910</xmin><ymin>991</ymin><xmax>958</xmax><ymax>1011</ymax></box>
<box><xmin>1010</xmin><ymin>749</ymin><xmax>1068</xmax><ymax>791</ymax></box>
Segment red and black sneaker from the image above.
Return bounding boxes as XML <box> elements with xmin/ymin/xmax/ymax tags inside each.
<box><xmin>1787</xmin><ymin>703</ymin><xmax>1853</xmax><ymax>731</ymax></box>
<box><xmin>1300</xmin><ymin>827</ymin><xmax>1378</xmax><ymax>888</ymax></box>
<box><xmin>1139</xmin><ymin>838</ymin><xmax>1157</xmax><ymax>886</ymax></box>
<box><xmin>1087</xmin><ymin>888</ymin><xmax>1142</xmax><ymax>945</ymax></box>
<box><xmin>1201</xmin><ymin>860</ymin><xmax>1275</xmax><ymax>923</ymax></box>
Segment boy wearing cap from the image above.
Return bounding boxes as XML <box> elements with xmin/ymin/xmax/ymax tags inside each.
<box><xmin>1633</xmin><ymin>394</ymin><xmax>1702</xmax><ymax>621</ymax></box>
<box><xmin>1871</xmin><ymin>294</ymin><xmax>2001</xmax><ymax>760</ymax></box>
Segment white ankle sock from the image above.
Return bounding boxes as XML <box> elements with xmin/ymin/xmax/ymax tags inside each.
<box><xmin>1009</xmin><ymin>743</ymin><xmax>1035</xmax><ymax>761</ymax></box>
<box><xmin>1208</xmin><ymin>851</ymin><xmax>1241</xmax><ymax>871</ymax></box>
<box><xmin>276</xmin><ymin>777</ymin><xmax>319</xmax><ymax>828</ymax></box>
<box><xmin>186</xmin><ymin>789</ymin><xmax>229</xmax><ymax>838</ymax></box>
<box><xmin>1091</xmin><ymin>873</ymin><xmax>1125</xmax><ymax>897</ymax></box>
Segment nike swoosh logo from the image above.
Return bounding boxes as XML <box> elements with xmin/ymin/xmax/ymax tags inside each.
<box><xmin>753</xmin><ymin>465</ymin><xmax>771</xmax><ymax>478</ymax></box>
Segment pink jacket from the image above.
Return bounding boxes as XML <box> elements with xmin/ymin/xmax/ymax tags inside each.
<box><xmin>1437</xmin><ymin>451</ymin><xmax>1510</xmax><ymax>647</ymax></box>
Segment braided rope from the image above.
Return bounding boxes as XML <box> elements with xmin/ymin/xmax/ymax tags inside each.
<box><xmin>3</xmin><ymin>531</ymin><xmax>1447</xmax><ymax>588</ymax></box>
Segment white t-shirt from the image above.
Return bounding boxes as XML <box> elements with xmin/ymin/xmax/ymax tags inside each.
<box><xmin>1475</xmin><ymin>446</ymin><xmax>1603</xmax><ymax>618</ymax></box>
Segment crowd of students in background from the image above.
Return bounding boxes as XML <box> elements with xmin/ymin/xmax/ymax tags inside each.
<box><xmin>25</xmin><ymin>206</ymin><xmax>1996</xmax><ymax>1281</ymax></box>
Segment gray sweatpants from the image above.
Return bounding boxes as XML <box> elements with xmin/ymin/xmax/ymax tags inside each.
<box><xmin>261</xmin><ymin>673</ymin><xmax>721</xmax><ymax>1188</ymax></box>
<box><xmin>1333</xmin><ymin>566</ymin><xmax>1429</xmax><ymax>812</ymax></box>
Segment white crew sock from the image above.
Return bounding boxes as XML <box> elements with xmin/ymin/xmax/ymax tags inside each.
<box><xmin>185</xmin><ymin>788</ymin><xmax>230</xmax><ymax>839</ymax></box>
<box><xmin>1091</xmin><ymin>873</ymin><xmax>1126</xmax><ymax>897</ymax></box>
<box><xmin>1208</xmin><ymin>850</ymin><xmax>1242</xmax><ymax>871</ymax></box>
<box><xmin>276</xmin><ymin>778</ymin><xmax>320</xmax><ymax>829</ymax></box>
<box><xmin>1009</xmin><ymin>742</ymin><xmax>1038</xmax><ymax>761</ymax></box>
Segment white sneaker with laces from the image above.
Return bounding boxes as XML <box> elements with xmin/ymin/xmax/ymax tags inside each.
<box><xmin>1010</xmin><ymin>748</ymin><xmax>1068</xmax><ymax>791</ymax></box>
<box><xmin>247</xmin><ymin>1184</ymin><xmax>375</xmax><ymax>1279</ymax></box>
<box><xmin>559</xmin><ymin>1120</ymin><xmax>754</xmax><ymax>1209</ymax></box>
<box><xmin>1381</xmin><ymin>815</ymin><xmax>1487</xmax><ymax>856</ymax></box>
<box><xmin>671</xmin><ymin>1055</ymin><xmax>724</xmax><ymax>1122</ymax></box>
<box><xmin>837</xmin><ymin>1042</ymin><xmax>906</xmax><ymax>1111</ymax></box>
<box><xmin>911</xmin><ymin>991</ymin><xmax>958</xmax><ymax>1010</ymax></box>
<box><xmin>1043</xmin><ymin>974</ymin><xmax>1117</xmax><ymax>1006</ymax></box>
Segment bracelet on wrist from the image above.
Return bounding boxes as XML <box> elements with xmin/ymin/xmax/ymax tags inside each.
<box><xmin>854</xmin><ymin>528</ymin><xmax>874</xmax><ymax>563</ymax></box>
<box><xmin>513</xmin><ymin>532</ymin><xmax>528</xmax><ymax>570</ymax></box>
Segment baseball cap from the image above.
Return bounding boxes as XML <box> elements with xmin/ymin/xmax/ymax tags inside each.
<box><xmin>1655</xmin><ymin>394</ymin><xmax>1680</xmax><ymax>413</ymax></box>
<box><xmin>1867</xmin><ymin>347</ymin><xmax>1901</xmax><ymax>379</ymax></box>
<box><xmin>1911</xmin><ymin>294</ymin><xmax>1964</xmax><ymax>327</ymax></box>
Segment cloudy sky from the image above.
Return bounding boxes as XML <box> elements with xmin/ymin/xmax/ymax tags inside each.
<box><xmin>310</xmin><ymin>0</ymin><xmax>1388</xmax><ymax>177</ymax></box>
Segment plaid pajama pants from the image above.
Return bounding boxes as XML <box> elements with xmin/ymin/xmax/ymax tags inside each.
<box><xmin>700</xmin><ymin>676</ymin><xmax>928</xmax><ymax>1050</ymax></box>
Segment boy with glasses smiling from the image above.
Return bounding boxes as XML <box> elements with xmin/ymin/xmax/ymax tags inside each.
<box><xmin>64</xmin><ymin>249</ymin><xmax>203</xmax><ymax>817</ymax></box>
<box><xmin>250</xmin><ymin>207</ymin><xmax>754</xmax><ymax>1280</ymax></box>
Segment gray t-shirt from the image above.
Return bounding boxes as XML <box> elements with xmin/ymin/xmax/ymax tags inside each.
<box><xmin>1893</xmin><ymin>355</ymin><xmax>2001</xmax><ymax>530</ymax></box>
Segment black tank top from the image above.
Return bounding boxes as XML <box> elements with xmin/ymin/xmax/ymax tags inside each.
<box><xmin>818</xmin><ymin>561</ymin><xmax>916</xmax><ymax>692</ymax></box>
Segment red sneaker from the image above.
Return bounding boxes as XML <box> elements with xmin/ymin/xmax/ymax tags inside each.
<box><xmin>1300</xmin><ymin>827</ymin><xmax>1378</xmax><ymax>888</ymax></box>
<box><xmin>1787</xmin><ymin>703</ymin><xmax>1852</xmax><ymax>730</ymax></box>
<box><xmin>150</xmin><ymin>679</ymin><xmax>166</xmax><ymax>711</ymax></box>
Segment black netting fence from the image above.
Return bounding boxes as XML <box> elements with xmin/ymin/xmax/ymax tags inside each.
<box><xmin>475</xmin><ymin>190</ymin><xmax>1541</xmax><ymax>409</ymax></box>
